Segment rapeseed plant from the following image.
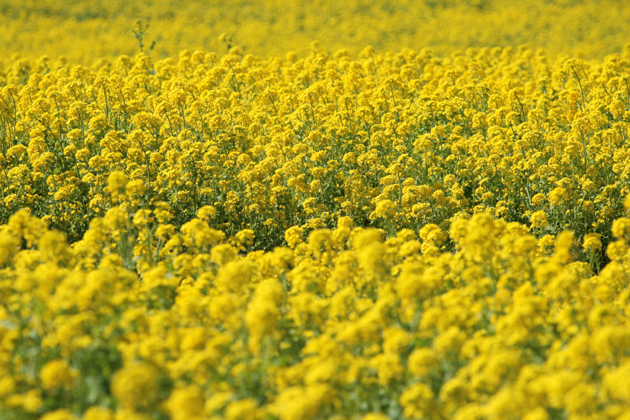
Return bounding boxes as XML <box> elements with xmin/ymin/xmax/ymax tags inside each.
<box><xmin>2</xmin><ymin>3</ymin><xmax>630</xmax><ymax>420</ymax></box>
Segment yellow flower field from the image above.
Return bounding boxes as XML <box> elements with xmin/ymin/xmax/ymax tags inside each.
<box><xmin>2</xmin><ymin>1</ymin><xmax>630</xmax><ymax>420</ymax></box>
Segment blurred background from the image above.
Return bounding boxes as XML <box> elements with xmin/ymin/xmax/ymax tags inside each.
<box><xmin>0</xmin><ymin>0</ymin><xmax>629</xmax><ymax>64</ymax></box>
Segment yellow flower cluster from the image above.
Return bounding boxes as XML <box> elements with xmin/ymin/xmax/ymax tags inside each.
<box><xmin>2</xmin><ymin>0</ymin><xmax>630</xmax><ymax>64</ymax></box>
<box><xmin>3</xmin><ymin>206</ymin><xmax>630</xmax><ymax>419</ymax></box>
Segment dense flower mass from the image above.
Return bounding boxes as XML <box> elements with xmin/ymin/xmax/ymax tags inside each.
<box><xmin>1</xmin><ymin>46</ymin><xmax>630</xmax><ymax>262</ymax></box>
<box><xmin>2</xmin><ymin>2</ymin><xmax>630</xmax><ymax>420</ymax></box>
